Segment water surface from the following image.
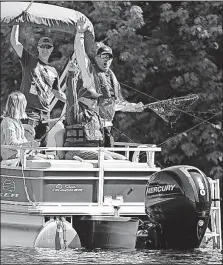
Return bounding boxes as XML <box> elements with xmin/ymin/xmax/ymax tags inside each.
<box><xmin>1</xmin><ymin>245</ymin><xmax>222</xmax><ymax>264</ymax></box>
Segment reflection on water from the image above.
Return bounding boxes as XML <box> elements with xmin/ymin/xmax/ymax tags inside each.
<box><xmin>1</xmin><ymin>246</ymin><xmax>222</xmax><ymax>264</ymax></box>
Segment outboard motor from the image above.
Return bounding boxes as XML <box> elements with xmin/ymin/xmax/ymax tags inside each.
<box><xmin>145</xmin><ymin>165</ymin><xmax>212</xmax><ymax>249</ymax></box>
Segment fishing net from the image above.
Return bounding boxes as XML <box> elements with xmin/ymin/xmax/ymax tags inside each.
<box><xmin>145</xmin><ymin>94</ymin><xmax>199</xmax><ymax>123</ymax></box>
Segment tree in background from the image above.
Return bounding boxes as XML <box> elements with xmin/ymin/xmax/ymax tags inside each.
<box><xmin>1</xmin><ymin>1</ymin><xmax>222</xmax><ymax>186</ymax></box>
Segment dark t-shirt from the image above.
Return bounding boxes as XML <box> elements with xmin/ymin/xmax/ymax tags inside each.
<box><xmin>20</xmin><ymin>49</ymin><xmax>60</xmax><ymax>112</ymax></box>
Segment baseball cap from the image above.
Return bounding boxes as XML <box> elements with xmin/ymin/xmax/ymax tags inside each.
<box><xmin>78</xmin><ymin>88</ymin><xmax>102</xmax><ymax>99</ymax></box>
<box><xmin>38</xmin><ymin>37</ymin><xmax>53</xmax><ymax>47</ymax></box>
<box><xmin>91</xmin><ymin>42</ymin><xmax>113</xmax><ymax>58</ymax></box>
<box><xmin>97</xmin><ymin>46</ymin><xmax>113</xmax><ymax>56</ymax></box>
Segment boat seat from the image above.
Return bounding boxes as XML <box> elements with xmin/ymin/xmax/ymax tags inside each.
<box><xmin>88</xmin><ymin>160</ymin><xmax>149</xmax><ymax>168</ymax></box>
<box><xmin>26</xmin><ymin>159</ymin><xmax>94</xmax><ymax>169</ymax></box>
<box><xmin>64</xmin><ymin>150</ymin><xmax>127</xmax><ymax>161</ymax></box>
<box><xmin>105</xmin><ymin>151</ymin><xmax>127</xmax><ymax>160</ymax></box>
<box><xmin>64</xmin><ymin>150</ymin><xmax>113</xmax><ymax>160</ymax></box>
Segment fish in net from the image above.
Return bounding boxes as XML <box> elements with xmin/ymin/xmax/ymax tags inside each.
<box><xmin>144</xmin><ymin>94</ymin><xmax>199</xmax><ymax>123</ymax></box>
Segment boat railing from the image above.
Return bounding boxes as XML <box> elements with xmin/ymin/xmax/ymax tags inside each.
<box><xmin>1</xmin><ymin>144</ymin><xmax>161</xmax><ymax>169</ymax></box>
<box><xmin>1</xmin><ymin>144</ymin><xmax>161</xmax><ymax>214</ymax></box>
<box><xmin>114</xmin><ymin>142</ymin><xmax>157</xmax><ymax>165</ymax></box>
<box><xmin>204</xmin><ymin>178</ymin><xmax>222</xmax><ymax>249</ymax></box>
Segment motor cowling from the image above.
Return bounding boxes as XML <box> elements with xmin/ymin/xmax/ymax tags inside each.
<box><xmin>145</xmin><ymin>165</ymin><xmax>212</xmax><ymax>249</ymax></box>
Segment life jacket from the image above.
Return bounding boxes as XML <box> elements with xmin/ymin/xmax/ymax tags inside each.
<box><xmin>64</xmin><ymin>108</ymin><xmax>104</xmax><ymax>147</ymax></box>
<box><xmin>91</xmin><ymin>64</ymin><xmax>120</xmax><ymax>122</ymax></box>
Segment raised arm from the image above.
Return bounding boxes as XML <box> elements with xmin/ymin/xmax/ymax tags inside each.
<box><xmin>10</xmin><ymin>25</ymin><xmax>23</xmax><ymax>58</ymax></box>
<box><xmin>74</xmin><ymin>18</ymin><xmax>95</xmax><ymax>90</ymax></box>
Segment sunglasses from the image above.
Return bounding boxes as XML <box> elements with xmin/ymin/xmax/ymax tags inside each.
<box><xmin>39</xmin><ymin>45</ymin><xmax>53</xmax><ymax>49</ymax></box>
<box><xmin>98</xmin><ymin>54</ymin><xmax>113</xmax><ymax>60</ymax></box>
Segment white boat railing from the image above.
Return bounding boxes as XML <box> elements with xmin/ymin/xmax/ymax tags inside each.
<box><xmin>204</xmin><ymin>178</ymin><xmax>222</xmax><ymax>249</ymax></box>
<box><xmin>1</xmin><ymin>144</ymin><xmax>161</xmax><ymax>168</ymax></box>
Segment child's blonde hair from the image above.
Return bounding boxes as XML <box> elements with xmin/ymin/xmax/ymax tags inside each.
<box><xmin>5</xmin><ymin>91</ymin><xmax>27</xmax><ymax>120</ymax></box>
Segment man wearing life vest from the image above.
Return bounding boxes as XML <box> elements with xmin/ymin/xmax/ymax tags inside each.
<box><xmin>74</xmin><ymin>18</ymin><xmax>144</xmax><ymax>147</ymax></box>
<box><xmin>10</xmin><ymin>25</ymin><xmax>66</xmax><ymax>146</ymax></box>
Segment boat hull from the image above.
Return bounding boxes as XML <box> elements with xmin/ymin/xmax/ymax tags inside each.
<box><xmin>73</xmin><ymin>216</ymin><xmax>139</xmax><ymax>249</ymax></box>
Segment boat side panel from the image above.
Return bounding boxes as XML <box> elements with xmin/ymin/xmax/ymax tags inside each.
<box><xmin>103</xmin><ymin>172</ymin><xmax>152</xmax><ymax>203</ymax></box>
<box><xmin>104</xmin><ymin>180</ymin><xmax>148</xmax><ymax>202</ymax></box>
<box><xmin>43</xmin><ymin>178</ymin><xmax>98</xmax><ymax>203</ymax></box>
<box><xmin>1</xmin><ymin>169</ymin><xmax>43</xmax><ymax>202</ymax></box>
<box><xmin>1</xmin><ymin>169</ymin><xmax>152</xmax><ymax>204</ymax></box>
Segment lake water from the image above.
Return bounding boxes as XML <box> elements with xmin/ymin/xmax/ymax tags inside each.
<box><xmin>1</xmin><ymin>245</ymin><xmax>222</xmax><ymax>264</ymax></box>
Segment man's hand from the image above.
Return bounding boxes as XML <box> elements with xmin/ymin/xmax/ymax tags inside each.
<box><xmin>76</xmin><ymin>17</ymin><xmax>89</xmax><ymax>34</ymax></box>
<box><xmin>68</xmin><ymin>59</ymin><xmax>80</xmax><ymax>75</ymax></box>
<box><xmin>135</xmin><ymin>102</ymin><xmax>144</xmax><ymax>112</ymax></box>
<box><xmin>115</xmin><ymin>101</ymin><xmax>145</xmax><ymax>112</ymax></box>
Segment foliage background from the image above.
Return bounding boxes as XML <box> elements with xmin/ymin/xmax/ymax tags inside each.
<box><xmin>1</xmin><ymin>1</ymin><xmax>222</xmax><ymax>190</ymax></box>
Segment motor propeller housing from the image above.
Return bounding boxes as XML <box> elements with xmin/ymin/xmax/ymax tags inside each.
<box><xmin>145</xmin><ymin>165</ymin><xmax>212</xmax><ymax>249</ymax></box>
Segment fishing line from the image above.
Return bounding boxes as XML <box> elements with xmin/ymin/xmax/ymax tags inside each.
<box><xmin>138</xmin><ymin>112</ymin><xmax>221</xmax><ymax>162</ymax></box>
<box><xmin>119</xmin><ymin>81</ymin><xmax>218</xmax><ymax>126</ymax></box>
<box><xmin>187</xmin><ymin>110</ymin><xmax>219</xmax><ymax>114</ymax></box>
<box><xmin>157</xmin><ymin>112</ymin><xmax>221</xmax><ymax>147</ymax></box>
<box><xmin>112</xmin><ymin>126</ymin><xmax>135</xmax><ymax>143</ymax></box>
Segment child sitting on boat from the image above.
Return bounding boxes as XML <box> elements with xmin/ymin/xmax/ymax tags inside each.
<box><xmin>1</xmin><ymin>91</ymin><xmax>39</xmax><ymax>166</ymax></box>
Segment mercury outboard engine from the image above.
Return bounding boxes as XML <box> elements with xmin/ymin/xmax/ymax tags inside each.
<box><xmin>145</xmin><ymin>165</ymin><xmax>212</xmax><ymax>249</ymax></box>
